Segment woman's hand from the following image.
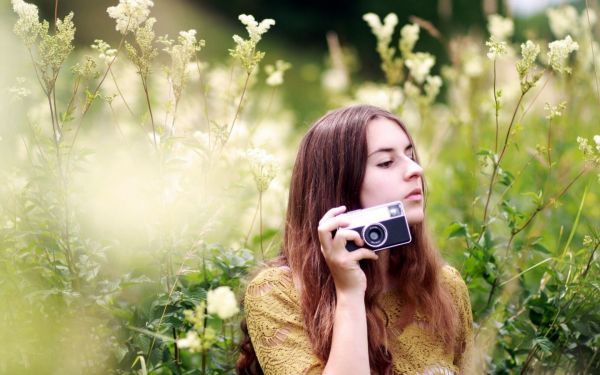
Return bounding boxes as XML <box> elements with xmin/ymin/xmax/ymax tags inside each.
<box><xmin>317</xmin><ymin>205</ymin><xmax>379</xmax><ymax>297</ymax></box>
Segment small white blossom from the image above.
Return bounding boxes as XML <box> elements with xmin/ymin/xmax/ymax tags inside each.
<box><xmin>400</xmin><ymin>23</ymin><xmax>420</xmax><ymax>56</ymax></box>
<box><xmin>547</xmin><ymin>6</ymin><xmax>578</xmax><ymax>38</ymax></box>
<box><xmin>354</xmin><ymin>83</ymin><xmax>403</xmax><ymax>110</ymax></box>
<box><xmin>424</xmin><ymin>75</ymin><xmax>442</xmax><ymax>100</ymax></box>
<box><xmin>405</xmin><ymin>52</ymin><xmax>435</xmax><ymax>84</ymax></box>
<box><xmin>544</xmin><ymin>101</ymin><xmax>567</xmax><ymax>120</ymax></box>
<box><xmin>488</xmin><ymin>14</ymin><xmax>514</xmax><ymax>41</ymax></box>
<box><xmin>265</xmin><ymin>60</ymin><xmax>291</xmax><ymax>87</ymax></box>
<box><xmin>246</xmin><ymin>148</ymin><xmax>278</xmax><ymax>193</ymax></box>
<box><xmin>107</xmin><ymin>0</ymin><xmax>154</xmax><ymax>34</ymax></box>
<box><xmin>547</xmin><ymin>35</ymin><xmax>579</xmax><ymax>74</ymax></box>
<box><xmin>404</xmin><ymin>80</ymin><xmax>420</xmax><ymax>98</ymax></box>
<box><xmin>321</xmin><ymin>68</ymin><xmax>349</xmax><ymax>93</ymax></box>
<box><xmin>238</xmin><ymin>14</ymin><xmax>275</xmax><ymax>42</ymax></box>
<box><xmin>363</xmin><ymin>13</ymin><xmax>398</xmax><ymax>48</ymax></box>
<box><xmin>12</xmin><ymin>0</ymin><xmax>42</xmax><ymax>46</ymax></box>
<box><xmin>177</xmin><ymin>331</ymin><xmax>201</xmax><ymax>352</ymax></box>
<box><xmin>91</xmin><ymin>39</ymin><xmax>117</xmax><ymax>65</ymax></box>
<box><xmin>486</xmin><ymin>37</ymin><xmax>508</xmax><ymax>60</ymax></box>
<box><xmin>594</xmin><ymin>135</ymin><xmax>600</xmax><ymax>152</ymax></box>
<box><xmin>230</xmin><ymin>14</ymin><xmax>275</xmax><ymax>72</ymax></box>
<box><xmin>206</xmin><ymin>286</ymin><xmax>240</xmax><ymax>320</ymax></box>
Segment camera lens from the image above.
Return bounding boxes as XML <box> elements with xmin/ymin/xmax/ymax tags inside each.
<box><xmin>363</xmin><ymin>223</ymin><xmax>387</xmax><ymax>247</ymax></box>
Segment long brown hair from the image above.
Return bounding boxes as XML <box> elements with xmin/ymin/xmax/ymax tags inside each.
<box><xmin>237</xmin><ymin>105</ymin><xmax>458</xmax><ymax>374</ymax></box>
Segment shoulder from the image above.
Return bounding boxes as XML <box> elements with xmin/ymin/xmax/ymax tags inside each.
<box><xmin>245</xmin><ymin>266</ymin><xmax>298</xmax><ymax>305</ymax></box>
<box><xmin>439</xmin><ymin>264</ymin><xmax>469</xmax><ymax>304</ymax></box>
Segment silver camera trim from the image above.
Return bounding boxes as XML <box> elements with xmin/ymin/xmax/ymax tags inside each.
<box><xmin>361</xmin><ymin>222</ymin><xmax>388</xmax><ymax>247</ymax></box>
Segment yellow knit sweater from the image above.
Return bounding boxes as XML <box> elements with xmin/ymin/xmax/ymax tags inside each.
<box><xmin>244</xmin><ymin>265</ymin><xmax>474</xmax><ymax>375</ymax></box>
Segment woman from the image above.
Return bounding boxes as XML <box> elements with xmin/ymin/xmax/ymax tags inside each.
<box><xmin>237</xmin><ymin>105</ymin><xmax>474</xmax><ymax>374</ymax></box>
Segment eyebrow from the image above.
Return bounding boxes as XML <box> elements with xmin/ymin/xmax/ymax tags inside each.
<box><xmin>367</xmin><ymin>145</ymin><xmax>413</xmax><ymax>158</ymax></box>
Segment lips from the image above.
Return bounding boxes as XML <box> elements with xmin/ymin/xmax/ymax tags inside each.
<box><xmin>404</xmin><ymin>187</ymin><xmax>423</xmax><ymax>201</ymax></box>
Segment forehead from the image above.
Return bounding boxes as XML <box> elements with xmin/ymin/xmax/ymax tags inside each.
<box><xmin>365</xmin><ymin>117</ymin><xmax>411</xmax><ymax>151</ymax></box>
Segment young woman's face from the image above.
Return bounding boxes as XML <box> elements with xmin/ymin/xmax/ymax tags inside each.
<box><xmin>360</xmin><ymin>117</ymin><xmax>424</xmax><ymax>225</ymax></box>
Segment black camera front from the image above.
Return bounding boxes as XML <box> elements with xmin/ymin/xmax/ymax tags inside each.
<box><xmin>363</xmin><ymin>223</ymin><xmax>387</xmax><ymax>247</ymax></box>
<box><xmin>341</xmin><ymin>201</ymin><xmax>412</xmax><ymax>252</ymax></box>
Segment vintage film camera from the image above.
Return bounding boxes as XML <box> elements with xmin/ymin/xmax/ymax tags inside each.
<box><xmin>341</xmin><ymin>201</ymin><xmax>412</xmax><ymax>251</ymax></box>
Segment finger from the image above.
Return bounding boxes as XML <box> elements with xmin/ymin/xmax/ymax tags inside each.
<box><xmin>332</xmin><ymin>228</ymin><xmax>364</xmax><ymax>249</ymax></box>
<box><xmin>318</xmin><ymin>205</ymin><xmax>347</xmax><ymax>225</ymax></box>
<box><xmin>348</xmin><ymin>248</ymin><xmax>379</xmax><ymax>262</ymax></box>
<box><xmin>317</xmin><ymin>216</ymin><xmax>351</xmax><ymax>236</ymax></box>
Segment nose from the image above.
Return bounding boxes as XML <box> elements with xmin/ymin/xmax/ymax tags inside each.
<box><xmin>403</xmin><ymin>158</ymin><xmax>423</xmax><ymax>181</ymax></box>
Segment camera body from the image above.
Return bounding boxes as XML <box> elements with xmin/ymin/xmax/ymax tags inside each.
<box><xmin>341</xmin><ymin>201</ymin><xmax>412</xmax><ymax>252</ymax></box>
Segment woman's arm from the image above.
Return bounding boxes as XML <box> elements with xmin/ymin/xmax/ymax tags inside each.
<box><xmin>317</xmin><ymin>206</ymin><xmax>379</xmax><ymax>375</ymax></box>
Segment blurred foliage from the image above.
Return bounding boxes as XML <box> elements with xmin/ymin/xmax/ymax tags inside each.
<box><xmin>2</xmin><ymin>0</ymin><xmax>600</xmax><ymax>374</ymax></box>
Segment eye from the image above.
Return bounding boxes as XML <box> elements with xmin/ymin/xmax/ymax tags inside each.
<box><xmin>377</xmin><ymin>160</ymin><xmax>394</xmax><ymax>168</ymax></box>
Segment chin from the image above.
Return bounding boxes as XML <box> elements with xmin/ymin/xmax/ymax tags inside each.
<box><xmin>406</xmin><ymin>209</ymin><xmax>424</xmax><ymax>225</ymax></box>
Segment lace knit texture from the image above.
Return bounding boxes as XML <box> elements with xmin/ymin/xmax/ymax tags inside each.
<box><xmin>244</xmin><ymin>265</ymin><xmax>474</xmax><ymax>375</ymax></box>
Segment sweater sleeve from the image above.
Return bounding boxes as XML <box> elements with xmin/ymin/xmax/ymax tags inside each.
<box><xmin>244</xmin><ymin>267</ymin><xmax>324</xmax><ymax>375</ymax></box>
<box><xmin>442</xmin><ymin>265</ymin><xmax>475</xmax><ymax>374</ymax></box>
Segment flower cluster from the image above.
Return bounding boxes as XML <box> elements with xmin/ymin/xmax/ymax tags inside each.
<box><xmin>246</xmin><ymin>148</ymin><xmax>278</xmax><ymax>193</ymax></box>
<box><xmin>177</xmin><ymin>302</ymin><xmax>217</xmax><ymax>352</ymax></box>
<box><xmin>547</xmin><ymin>5</ymin><xmax>596</xmax><ymax>38</ymax></box>
<box><xmin>207</xmin><ymin>286</ymin><xmax>240</xmax><ymax>320</ymax></box>
<box><xmin>92</xmin><ymin>39</ymin><xmax>117</xmax><ymax>65</ymax></box>
<box><xmin>106</xmin><ymin>0</ymin><xmax>154</xmax><ymax>35</ymax></box>
<box><xmin>516</xmin><ymin>40</ymin><xmax>542</xmax><ymax>93</ymax></box>
<box><xmin>363</xmin><ymin>13</ymin><xmax>398</xmax><ymax>62</ymax></box>
<box><xmin>547</xmin><ymin>35</ymin><xmax>579</xmax><ymax>74</ymax></box>
<box><xmin>363</xmin><ymin>13</ymin><xmax>404</xmax><ymax>85</ymax></box>
<box><xmin>577</xmin><ymin>135</ymin><xmax>600</xmax><ymax>169</ymax></box>
<box><xmin>486</xmin><ymin>37</ymin><xmax>508</xmax><ymax>60</ymax></box>
<box><xmin>230</xmin><ymin>14</ymin><xmax>275</xmax><ymax>73</ymax></box>
<box><xmin>544</xmin><ymin>101</ymin><xmax>567</xmax><ymax>120</ymax></box>
<box><xmin>487</xmin><ymin>14</ymin><xmax>513</xmax><ymax>41</ymax></box>
<box><xmin>265</xmin><ymin>60</ymin><xmax>291</xmax><ymax>87</ymax></box>
<box><xmin>12</xmin><ymin>0</ymin><xmax>43</xmax><ymax>47</ymax></box>
<box><xmin>162</xmin><ymin>29</ymin><xmax>205</xmax><ymax>101</ymax></box>
<box><xmin>126</xmin><ymin>18</ymin><xmax>158</xmax><ymax>80</ymax></box>
<box><xmin>405</xmin><ymin>52</ymin><xmax>435</xmax><ymax>84</ymax></box>
<box><xmin>399</xmin><ymin>23</ymin><xmax>419</xmax><ymax>57</ymax></box>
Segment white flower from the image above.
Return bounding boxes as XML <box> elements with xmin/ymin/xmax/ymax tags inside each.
<box><xmin>547</xmin><ymin>35</ymin><xmax>579</xmax><ymax>74</ymax></box>
<box><xmin>488</xmin><ymin>14</ymin><xmax>513</xmax><ymax>41</ymax></box>
<box><xmin>363</xmin><ymin>13</ymin><xmax>398</xmax><ymax>46</ymax></box>
<box><xmin>246</xmin><ymin>148</ymin><xmax>279</xmax><ymax>193</ymax></box>
<box><xmin>547</xmin><ymin>6</ymin><xmax>578</xmax><ymax>38</ymax></box>
<box><xmin>354</xmin><ymin>83</ymin><xmax>403</xmax><ymax>110</ymax></box>
<box><xmin>230</xmin><ymin>14</ymin><xmax>275</xmax><ymax>72</ymax></box>
<box><xmin>594</xmin><ymin>135</ymin><xmax>600</xmax><ymax>152</ymax></box>
<box><xmin>265</xmin><ymin>60</ymin><xmax>291</xmax><ymax>87</ymax></box>
<box><xmin>12</xmin><ymin>0</ymin><xmax>42</xmax><ymax>46</ymax></box>
<box><xmin>400</xmin><ymin>23</ymin><xmax>420</xmax><ymax>55</ymax></box>
<box><xmin>464</xmin><ymin>58</ymin><xmax>483</xmax><ymax>77</ymax></box>
<box><xmin>321</xmin><ymin>68</ymin><xmax>349</xmax><ymax>93</ymax></box>
<box><xmin>486</xmin><ymin>37</ymin><xmax>508</xmax><ymax>60</ymax></box>
<box><xmin>177</xmin><ymin>331</ymin><xmax>201</xmax><ymax>352</ymax></box>
<box><xmin>91</xmin><ymin>39</ymin><xmax>117</xmax><ymax>65</ymax></box>
<box><xmin>238</xmin><ymin>14</ymin><xmax>275</xmax><ymax>42</ymax></box>
<box><xmin>405</xmin><ymin>52</ymin><xmax>435</xmax><ymax>84</ymax></box>
<box><xmin>544</xmin><ymin>101</ymin><xmax>566</xmax><ymax>120</ymax></box>
<box><xmin>106</xmin><ymin>0</ymin><xmax>154</xmax><ymax>34</ymax></box>
<box><xmin>206</xmin><ymin>286</ymin><xmax>240</xmax><ymax>320</ymax></box>
<box><xmin>424</xmin><ymin>75</ymin><xmax>442</xmax><ymax>99</ymax></box>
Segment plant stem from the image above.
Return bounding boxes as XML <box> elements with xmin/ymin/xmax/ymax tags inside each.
<box><xmin>493</xmin><ymin>58</ymin><xmax>499</xmax><ymax>153</ymax></box>
<box><xmin>223</xmin><ymin>72</ymin><xmax>251</xmax><ymax>148</ymax></box>
<box><xmin>479</xmin><ymin>92</ymin><xmax>525</xmax><ymax>241</ymax></box>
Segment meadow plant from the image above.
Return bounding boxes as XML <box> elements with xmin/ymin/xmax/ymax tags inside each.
<box><xmin>4</xmin><ymin>0</ymin><xmax>287</xmax><ymax>373</ymax></box>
